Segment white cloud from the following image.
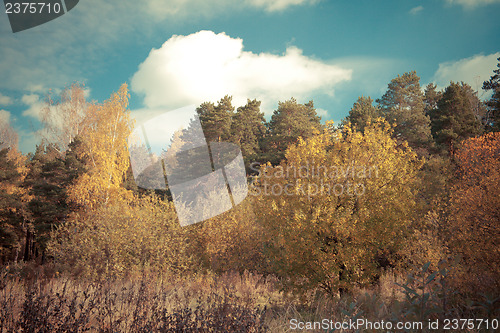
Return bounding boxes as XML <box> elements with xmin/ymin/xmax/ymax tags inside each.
<box><xmin>143</xmin><ymin>0</ymin><xmax>228</xmax><ymax>18</ymax></box>
<box><xmin>0</xmin><ymin>0</ymin><xmax>322</xmax><ymax>95</ymax></box>
<box><xmin>131</xmin><ymin>30</ymin><xmax>352</xmax><ymax>116</ymax></box>
<box><xmin>430</xmin><ymin>52</ymin><xmax>500</xmax><ymax>96</ymax></box>
<box><xmin>316</xmin><ymin>108</ymin><xmax>328</xmax><ymax>117</ymax></box>
<box><xmin>446</xmin><ymin>0</ymin><xmax>500</xmax><ymax>8</ymax></box>
<box><xmin>26</xmin><ymin>84</ymin><xmax>48</xmax><ymax>93</ymax></box>
<box><xmin>0</xmin><ymin>94</ymin><xmax>13</xmax><ymax>106</ymax></box>
<box><xmin>21</xmin><ymin>93</ymin><xmax>45</xmax><ymax>119</ymax></box>
<box><xmin>21</xmin><ymin>94</ymin><xmax>39</xmax><ymax>105</ymax></box>
<box><xmin>410</xmin><ymin>6</ymin><xmax>424</xmax><ymax>14</ymax></box>
<box><xmin>143</xmin><ymin>0</ymin><xmax>317</xmax><ymax>18</ymax></box>
<box><xmin>0</xmin><ymin>0</ymin><xmax>148</xmax><ymax>92</ymax></box>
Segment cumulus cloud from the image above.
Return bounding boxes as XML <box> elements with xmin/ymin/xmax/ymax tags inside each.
<box><xmin>21</xmin><ymin>93</ymin><xmax>45</xmax><ymax>120</ymax></box>
<box><xmin>430</xmin><ymin>52</ymin><xmax>500</xmax><ymax>95</ymax></box>
<box><xmin>410</xmin><ymin>6</ymin><xmax>424</xmax><ymax>14</ymax></box>
<box><xmin>446</xmin><ymin>0</ymin><xmax>500</xmax><ymax>8</ymax></box>
<box><xmin>131</xmin><ymin>30</ymin><xmax>352</xmax><ymax>116</ymax></box>
<box><xmin>0</xmin><ymin>0</ymin><xmax>321</xmax><ymax>94</ymax></box>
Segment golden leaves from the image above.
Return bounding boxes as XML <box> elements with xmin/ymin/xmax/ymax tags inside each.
<box><xmin>253</xmin><ymin>118</ymin><xmax>422</xmax><ymax>295</ymax></box>
<box><xmin>68</xmin><ymin>84</ymin><xmax>134</xmax><ymax>210</ymax></box>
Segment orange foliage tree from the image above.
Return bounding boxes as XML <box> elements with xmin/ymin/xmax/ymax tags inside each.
<box><xmin>448</xmin><ymin>131</ymin><xmax>500</xmax><ymax>293</ymax></box>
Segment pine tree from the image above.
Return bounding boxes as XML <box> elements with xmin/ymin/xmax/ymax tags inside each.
<box><xmin>197</xmin><ymin>95</ymin><xmax>234</xmax><ymax>143</ymax></box>
<box><xmin>231</xmin><ymin>99</ymin><xmax>266</xmax><ymax>165</ymax></box>
<box><xmin>482</xmin><ymin>57</ymin><xmax>500</xmax><ymax>132</ymax></box>
<box><xmin>23</xmin><ymin>140</ymin><xmax>86</xmax><ymax>260</ymax></box>
<box><xmin>0</xmin><ymin>148</ymin><xmax>23</xmax><ymax>263</ymax></box>
<box><xmin>342</xmin><ymin>96</ymin><xmax>381</xmax><ymax>133</ymax></box>
<box><xmin>424</xmin><ymin>83</ymin><xmax>442</xmax><ymax>115</ymax></box>
<box><xmin>430</xmin><ymin>82</ymin><xmax>484</xmax><ymax>152</ymax></box>
<box><xmin>265</xmin><ymin>98</ymin><xmax>323</xmax><ymax>164</ymax></box>
<box><xmin>377</xmin><ymin>71</ymin><xmax>433</xmax><ymax>152</ymax></box>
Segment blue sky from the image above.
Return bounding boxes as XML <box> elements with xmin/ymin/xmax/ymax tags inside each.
<box><xmin>0</xmin><ymin>0</ymin><xmax>499</xmax><ymax>153</ymax></box>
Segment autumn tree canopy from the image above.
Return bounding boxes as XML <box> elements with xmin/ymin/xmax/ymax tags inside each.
<box><xmin>254</xmin><ymin>119</ymin><xmax>422</xmax><ymax>295</ymax></box>
<box><xmin>447</xmin><ymin>131</ymin><xmax>500</xmax><ymax>294</ymax></box>
<box><xmin>68</xmin><ymin>84</ymin><xmax>134</xmax><ymax>210</ymax></box>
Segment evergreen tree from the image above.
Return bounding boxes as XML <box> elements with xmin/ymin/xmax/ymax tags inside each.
<box><xmin>424</xmin><ymin>83</ymin><xmax>442</xmax><ymax>115</ymax></box>
<box><xmin>0</xmin><ymin>148</ymin><xmax>23</xmax><ymax>263</ymax></box>
<box><xmin>197</xmin><ymin>95</ymin><xmax>234</xmax><ymax>143</ymax></box>
<box><xmin>482</xmin><ymin>57</ymin><xmax>500</xmax><ymax>132</ymax></box>
<box><xmin>231</xmin><ymin>99</ymin><xmax>266</xmax><ymax>165</ymax></box>
<box><xmin>377</xmin><ymin>71</ymin><xmax>433</xmax><ymax>152</ymax></box>
<box><xmin>172</xmin><ymin>96</ymin><xmax>237</xmax><ymax>188</ymax></box>
<box><xmin>23</xmin><ymin>140</ymin><xmax>86</xmax><ymax>260</ymax></box>
<box><xmin>265</xmin><ymin>98</ymin><xmax>323</xmax><ymax>164</ymax></box>
<box><xmin>430</xmin><ymin>82</ymin><xmax>484</xmax><ymax>152</ymax></box>
<box><xmin>342</xmin><ymin>96</ymin><xmax>381</xmax><ymax>133</ymax></box>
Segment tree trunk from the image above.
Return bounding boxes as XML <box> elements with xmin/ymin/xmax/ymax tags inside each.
<box><xmin>23</xmin><ymin>229</ymin><xmax>31</xmax><ymax>261</ymax></box>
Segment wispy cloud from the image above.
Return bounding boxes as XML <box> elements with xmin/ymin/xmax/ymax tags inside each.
<box><xmin>328</xmin><ymin>56</ymin><xmax>407</xmax><ymax>96</ymax></box>
<box><xmin>445</xmin><ymin>0</ymin><xmax>500</xmax><ymax>8</ymax></box>
<box><xmin>410</xmin><ymin>6</ymin><xmax>424</xmax><ymax>14</ymax></box>
<box><xmin>315</xmin><ymin>108</ymin><xmax>328</xmax><ymax>117</ymax></box>
<box><xmin>0</xmin><ymin>93</ymin><xmax>13</xmax><ymax>106</ymax></box>
<box><xmin>131</xmin><ymin>30</ymin><xmax>352</xmax><ymax>115</ymax></box>
<box><xmin>0</xmin><ymin>0</ymin><xmax>145</xmax><ymax>92</ymax></box>
<box><xmin>430</xmin><ymin>52</ymin><xmax>500</xmax><ymax>97</ymax></box>
<box><xmin>0</xmin><ymin>110</ymin><xmax>11</xmax><ymax>123</ymax></box>
<box><xmin>246</xmin><ymin>0</ymin><xmax>319</xmax><ymax>12</ymax></box>
<box><xmin>143</xmin><ymin>0</ymin><xmax>318</xmax><ymax>18</ymax></box>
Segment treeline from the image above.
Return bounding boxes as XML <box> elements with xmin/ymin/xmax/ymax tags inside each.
<box><xmin>0</xmin><ymin>60</ymin><xmax>498</xmax><ymax>301</ymax></box>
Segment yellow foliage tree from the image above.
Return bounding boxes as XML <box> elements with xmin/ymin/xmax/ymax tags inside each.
<box><xmin>253</xmin><ymin>120</ymin><xmax>423</xmax><ymax>295</ymax></box>
<box><xmin>48</xmin><ymin>85</ymin><xmax>201</xmax><ymax>278</ymax></box>
<box><xmin>68</xmin><ymin>84</ymin><xmax>134</xmax><ymax>209</ymax></box>
<box><xmin>189</xmin><ymin>195</ymin><xmax>267</xmax><ymax>274</ymax></box>
<box><xmin>48</xmin><ymin>196</ymin><xmax>194</xmax><ymax>279</ymax></box>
